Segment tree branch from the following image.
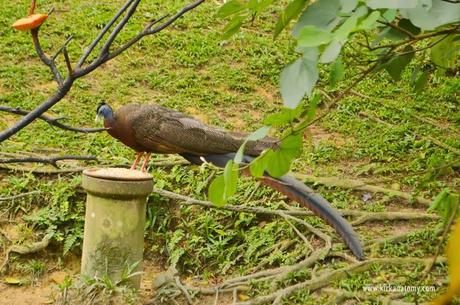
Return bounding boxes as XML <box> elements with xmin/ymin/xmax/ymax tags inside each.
<box><xmin>0</xmin><ymin>191</ymin><xmax>41</xmax><ymax>202</ymax></box>
<box><xmin>77</xmin><ymin>0</ymin><xmax>136</xmax><ymax>67</ymax></box>
<box><xmin>0</xmin><ymin>106</ymin><xmax>106</xmax><ymax>133</ymax></box>
<box><xmin>0</xmin><ymin>155</ymin><xmax>97</xmax><ymax>168</ymax></box>
<box><xmin>31</xmin><ymin>28</ymin><xmax>64</xmax><ymax>85</ymax></box>
<box><xmin>0</xmin><ymin>0</ymin><xmax>205</xmax><ymax>143</ymax></box>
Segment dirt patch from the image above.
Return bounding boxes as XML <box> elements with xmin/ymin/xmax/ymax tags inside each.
<box><xmin>306</xmin><ymin>125</ymin><xmax>352</xmax><ymax>146</ymax></box>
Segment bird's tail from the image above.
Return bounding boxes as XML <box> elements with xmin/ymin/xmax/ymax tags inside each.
<box><xmin>181</xmin><ymin>153</ymin><xmax>365</xmax><ymax>260</ymax></box>
<box><xmin>259</xmin><ymin>175</ymin><xmax>364</xmax><ymax>260</ymax></box>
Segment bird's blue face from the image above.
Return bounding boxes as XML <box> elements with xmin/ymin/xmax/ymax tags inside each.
<box><xmin>95</xmin><ymin>103</ymin><xmax>113</xmax><ymax>122</ymax></box>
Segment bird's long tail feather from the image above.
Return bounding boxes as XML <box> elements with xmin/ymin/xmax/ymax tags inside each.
<box><xmin>181</xmin><ymin>153</ymin><xmax>365</xmax><ymax>260</ymax></box>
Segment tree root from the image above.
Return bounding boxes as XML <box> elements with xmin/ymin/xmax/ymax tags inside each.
<box><xmin>0</xmin><ymin>190</ymin><xmax>41</xmax><ymax>202</ymax></box>
<box><xmin>0</xmin><ymin>234</ymin><xmax>52</xmax><ymax>273</ymax></box>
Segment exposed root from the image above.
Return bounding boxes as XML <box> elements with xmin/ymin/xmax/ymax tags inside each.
<box><xmin>0</xmin><ymin>233</ymin><xmax>52</xmax><ymax>273</ymax></box>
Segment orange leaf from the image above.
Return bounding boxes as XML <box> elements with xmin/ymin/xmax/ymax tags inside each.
<box><xmin>12</xmin><ymin>14</ymin><xmax>48</xmax><ymax>31</ymax></box>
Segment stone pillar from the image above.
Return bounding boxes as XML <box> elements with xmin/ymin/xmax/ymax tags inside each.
<box><xmin>81</xmin><ymin>168</ymin><xmax>153</xmax><ymax>289</ymax></box>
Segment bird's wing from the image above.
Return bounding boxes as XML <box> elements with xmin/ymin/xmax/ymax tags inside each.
<box><xmin>131</xmin><ymin>105</ymin><xmax>247</xmax><ymax>155</ymax></box>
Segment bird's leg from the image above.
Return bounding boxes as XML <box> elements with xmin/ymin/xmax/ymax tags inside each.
<box><xmin>130</xmin><ymin>152</ymin><xmax>143</xmax><ymax>170</ymax></box>
<box><xmin>140</xmin><ymin>153</ymin><xmax>151</xmax><ymax>172</ymax></box>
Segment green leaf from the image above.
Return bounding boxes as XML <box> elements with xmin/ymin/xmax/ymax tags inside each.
<box><xmin>208</xmin><ymin>161</ymin><xmax>239</xmax><ymax>206</ymax></box>
<box><xmin>266</xmin><ymin>133</ymin><xmax>303</xmax><ymax>177</ymax></box>
<box><xmin>381</xmin><ymin>9</ymin><xmax>397</xmax><ymax>22</ymax></box>
<box><xmin>224</xmin><ymin>160</ymin><xmax>238</xmax><ymax>198</ymax></box>
<box><xmin>247</xmin><ymin>126</ymin><xmax>271</xmax><ymax>141</ymax></box>
<box><xmin>429</xmin><ymin>189</ymin><xmax>460</xmax><ymax>224</ymax></box>
<box><xmin>280</xmin><ymin>49</ymin><xmax>318</xmax><ymax>108</ymax></box>
<box><xmin>431</xmin><ymin>35</ymin><xmax>460</xmax><ymax>72</ymax></box>
<box><xmin>366</xmin><ymin>0</ymin><xmax>417</xmax><ymax>9</ymax></box>
<box><xmin>358</xmin><ymin>11</ymin><xmax>381</xmax><ymax>30</ymax></box>
<box><xmin>401</xmin><ymin>0</ymin><xmax>460</xmax><ymax>30</ymax></box>
<box><xmin>218</xmin><ymin>0</ymin><xmax>245</xmax><ymax>18</ymax></box>
<box><xmin>398</xmin><ymin>18</ymin><xmax>421</xmax><ymax>36</ymax></box>
<box><xmin>208</xmin><ymin>175</ymin><xmax>226</xmax><ymax>206</ymax></box>
<box><xmin>249</xmin><ymin>154</ymin><xmax>269</xmax><ymax>177</ymax></box>
<box><xmin>247</xmin><ymin>0</ymin><xmax>273</xmax><ymax>13</ymax></box>
<box><xmin>333</xmin><ymin>6</ymin><xmax>367</xmax><ymax>41</ymax></box>
<box><xmin>329</xmin><ymin>58</ymin><xmax>344</xmax><ymax>87</ymax></box>
<box><xmin>234</xmin><ymin>126</ymin><xmax>270</xmax><ymax>163</ymax></box>
<box><xmin>222</xmin><ymin>16</ymin><xmax>245</xmax><ymax>40</ymax></box>
<box><xmin>319</xmin><ymin>39</ymin><xmax>343</xmax><ymax>63</ymax></box>
<box><xmin>274</xmin><ymin>0</ymin><xmax>308</xmax><ymax>39</ymax></box>
<box><xmin>263</xmin><ymin>107</ymin><xmax>302</xmax><ymax>126</ymax></box>
<box><xmin>383</xmin><ymin>45</ymin><xmax>415</xmax><ymax>81</ymax></box>
<box><xmin>413</xmin><ymin>70</ymin><xmax>430</xmax><ymax>93</ymax></box>
<box><xmin>298</xmin><ymin>26</ymin><xmax>334</xmax><ymax>47</ymax></box>
<box><xmin>339</xmin><ymin>0</ymin><xmax>358</xmax><ymax>13</ymax></box>
<box><xmin>293</xmin><ymin>0</ymin><xmax>341</xmax><ymax>35</ymax></box>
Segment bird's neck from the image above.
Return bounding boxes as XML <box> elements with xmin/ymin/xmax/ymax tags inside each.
<box><xmin>103</xmin><ymin>114</ymin><xmax>115</xmax><ymax>128</ymax></box>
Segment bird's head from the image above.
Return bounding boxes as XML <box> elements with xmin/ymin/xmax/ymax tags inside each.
<box><xmin>95</xmin><ymin>102</ymin><xmax>114</xmax><ymax>122</ymax></box>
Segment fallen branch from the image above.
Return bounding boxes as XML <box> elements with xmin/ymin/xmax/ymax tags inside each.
<box><xmin>350</xmin><ymin>211</ymin><xmax>438</xmax><ymax>226</ymax></box>
<box><xmin>0</xmin><ymin>155</ymin><xmax>97</xmax><ymax>167</ymax></box>
<box><xmin>0</xmin><ymin>191</ymin><xmax>41</xmax><ymax>202</ymax></box>
<box><xmin>293</xmin><ymin>173</ymin><xmax>432</xmax><ymax>206</ymax></box>
<box><xmin>0</xmin><ymin>165</ymin><xmax>85</xmax><ymax>174</ymax></box>
<box><xmin>0</xmin><ymin>234</ymin><xmax>52</xmax><ymax>273</ymax></box>
<box><xmin>0</xmin><ymin>106</ymin><xmax>106</xmax><ymax>133</ymax></box>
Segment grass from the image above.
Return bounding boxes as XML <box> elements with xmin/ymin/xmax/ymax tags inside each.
<box><xmin>0</xmin><ymin>0</ymin><xmax>459</xmax><ymax>304</ymax></box>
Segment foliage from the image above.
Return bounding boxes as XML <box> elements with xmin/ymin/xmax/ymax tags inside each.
<box><xmin>208</xmin><ymin>0</ymin><xmax>460</xmax><ymax>205</ymax></box>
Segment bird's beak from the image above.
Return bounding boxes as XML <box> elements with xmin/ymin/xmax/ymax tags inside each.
<box><xmin>95</xmin><ymin>113</ymin><xmax>101</xmax><ymax>123</ymax></box>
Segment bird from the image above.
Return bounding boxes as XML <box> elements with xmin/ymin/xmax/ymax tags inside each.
<box><xmin>96</xmin><ymin>102</ymin><xmax>365</xmax><ymax>260</ymax></box>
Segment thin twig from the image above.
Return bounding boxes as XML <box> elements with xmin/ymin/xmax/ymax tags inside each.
<box><xmin>0</xmin><ymin>191</ymin><xmax>41</xmax><ymax>202</ymax></box>
<box><xmin>0</xmin><ymin>106</ymin><xmax>106</xmax><ymax>133</ymax></box>
<box><xmin>0</xmin><ymin>155</ymin><xmax>97</xmax><ymax>167</ymax></box>
<box><xmin>77</xmin><ymin>0</ymin><xmax>136</xmax><ymax>67</ymax></box>
<box><xmin>30</xmin><ymin>29</ymin><xmax>64</xmax><ymax>85</ymax></box>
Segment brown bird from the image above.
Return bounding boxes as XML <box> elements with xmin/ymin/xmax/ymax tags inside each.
<box><xmin>96</xmin><ymin>102</ymin><xmax>365</xmax><ymax>259</ymax></box>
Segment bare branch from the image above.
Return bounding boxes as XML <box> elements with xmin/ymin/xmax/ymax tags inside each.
<box><xmin>99</xmin><ymin>0</ymin><xmax>142</xmax><ymax>57</ymax></box>
<box><xmin>51</xmin><ymin>36</ymin><xmax>73</xmax><ymax>61</ymax></box>
<box><xmin>31</xmin><ymin>28</ymin><xmax>64</xmax><ymax>85</ymax></box>
<box><xmin>0</xmin><ymin>106</ymin><xmax>106</xmax><ymax>133</ymax></box>
<box><xmin>0</xmin><ymin>1</ymin><xmax>204</xmax><ymax>143</ymax></box>
<box><xmin>77</xmin><ymin>0</ymin><xmax>136</xmax><ymax>67</ymax></box>
<box><xmin>63</xmin><ymin>47</ymin><xmax>73</xmax><ymax>74</ymax></box>
<box><xmin>0</xmin><ymin>191</ymin><xmax>41</xmax><ymax>202</ymax></box>
<box><xmin>104</xmin><ymin>0</ymin><xmax>205</xmax><ymax>62</ymax></box>
<box><xmin>0</xmin><ymin>155</ymin><xmax>97</xmax><ymax>168</ymax></box>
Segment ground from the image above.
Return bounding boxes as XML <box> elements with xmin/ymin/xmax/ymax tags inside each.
<box><xmin>0</xmin><ymin>1</ymin><xmax>459</xmax><ymax>305</ymax></box>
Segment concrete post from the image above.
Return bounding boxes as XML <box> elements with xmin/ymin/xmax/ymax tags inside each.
<box><xmin>81</xmin><ymin>168</ymin><xmax>153</xmax><ymax>289</ymax></box>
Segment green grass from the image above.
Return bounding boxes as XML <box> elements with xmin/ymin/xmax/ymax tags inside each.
<box><xmin>0</xmin><ymin>0</ymin><xmax>459</xmax><ymax>304</ymax></box>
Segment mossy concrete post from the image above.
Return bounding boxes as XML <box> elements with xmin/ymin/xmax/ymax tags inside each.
<box><xmin>81</xmin><ymin>168</ymin><xmax>153</xmax><ymax>289</ymax></box>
